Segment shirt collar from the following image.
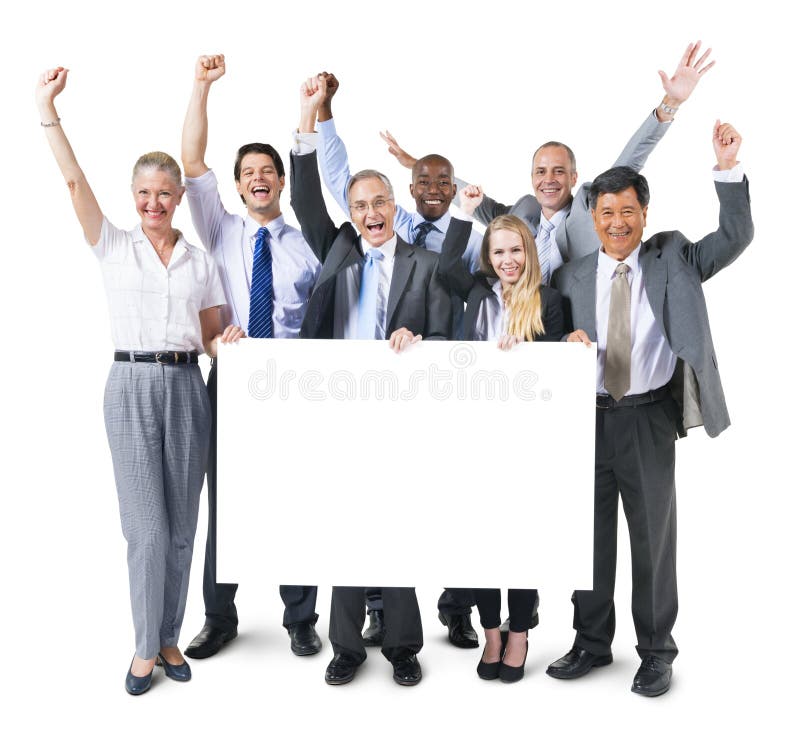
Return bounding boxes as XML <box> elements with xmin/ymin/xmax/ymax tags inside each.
<box><xmin>412</xmin><ymin>210</ymin><xmax>450</xmax><ymax>232</ymax></box>
<box><xmin>360</xmin><ymin>233</ymin><xmax>398</xmax><ymax>260</ymax></box>
<box><xmin>246</xmin><ymin>213</ymin><xmax>285</xmax><ymax>242</ymax></box>
<box><xmin>597</xmin><ymin>243</ymin><xmax>642</xmax><ymax>279</ymax></box>
<box><xmin>132</xmin><ymin>223</ymin><xmax>189</xmax><ymax>260</ymax></box>
<box><xmin>541</xmin><ymin>207</ymin><xmax>567</xmax><ymax>232</ymax></box>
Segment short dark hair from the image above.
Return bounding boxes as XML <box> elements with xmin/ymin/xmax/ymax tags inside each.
<box><xmin>234</xmin><ymin>143</ymin><xmax>285</xmax><ymax>181</ymax></box>
<box><xmin>588</xmin><ymin>166</ymin><xmax>650</xmax><ymax>210</ymax></box>
<box><xmin>532</xmin><ymin>141</ymin><xmax>577</xmax><ymax>172</ymax></box>
<box><xmin>412</xmin><ymin>153</ymin><xmax>454</xmax><ymax>179</ymax></box>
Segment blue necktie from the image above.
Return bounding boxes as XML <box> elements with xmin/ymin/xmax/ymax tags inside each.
<box><xmin>248</xmin><ymin>226</ymin><xmax>273</xmax><ymax>338</ymax></box>
<box><xmin>357</xmin><ymin>248</ymin><xmax>384</xmax><ymax>339</ymax></box>
<box><xmin>414</xmin><ymin>221</ymin><xmax>435</xmax><ymax>249</ymax></box>
<box><xmin>538</xmin><ymin>217</ymin><xmax>556</xmax><ymax>285</ymax></box>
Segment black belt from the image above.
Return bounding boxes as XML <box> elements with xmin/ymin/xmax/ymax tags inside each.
<box><xmin>114</xmin><ymin>351</ymin><xmax>199</xmax><ymax>364</ymax></box>
<box><xmin>596</xmin><ymin>384</ymin><xmax>670</xmax><ymax>410</ymax></box>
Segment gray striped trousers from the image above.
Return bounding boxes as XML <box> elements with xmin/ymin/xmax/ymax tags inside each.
<box><xmin>103</xmin><ymin>361</ymin><xmax>211</xmax><ymax>659</ymax></box>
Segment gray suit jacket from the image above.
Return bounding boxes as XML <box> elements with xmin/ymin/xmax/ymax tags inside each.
<box><xmin>551</xmin><ymin>178</ymin><xmax>754</xmax><ymax>438</ymax></box>
<box><xmin>290</xmin><ymin>150</ymin><xmax>451</xmax><ymax>340</ymax></box>
<box><xmin>455</xmin><ymin>112</ymin><xmax>671</xmax><ymax>262</ymax></box>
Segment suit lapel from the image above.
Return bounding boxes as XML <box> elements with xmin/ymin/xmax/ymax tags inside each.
<box><xmin>640</xmin><ymin>238</ymin><xmax>667</xmax><ymax>336</ymax></box>
<box><xmin>318</xmin><ymin>224</ymin><xmax>362</xmax><ymax>286</ymax></box>
<box><xmin>570</xmin><ymin>253</ymin><xmax>598</xmax><ymax>340</ymax></box>
<box><xmin>387</xmin><ymin>238</ymin><xmax>415</xmax><ymax>329</ymax></box>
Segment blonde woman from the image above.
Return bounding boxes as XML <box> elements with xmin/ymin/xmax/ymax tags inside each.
<box><xmin>439</xmin><ymin>208</ymin><xmax>563</xmax><ymax>682</ymax></box>
<box><xmin>37</xmin><ymin>67</ymin><xmax>229</xmax><ymax>695</ymax></box>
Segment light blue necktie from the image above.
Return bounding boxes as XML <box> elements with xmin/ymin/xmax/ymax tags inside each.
<box><xmin>357</xmin><ymin>248</ymin><xmax>384</xmax><ymax>339</ymax></box>
<box><xmin>248</xmin><ymin>226</ymin><xmax>273</xmax><ymax>338</ymax></box>
<box><xmin>538</xmin><ymin>217</ymin><xmax>556</xmax><ymax>285</ymax></box>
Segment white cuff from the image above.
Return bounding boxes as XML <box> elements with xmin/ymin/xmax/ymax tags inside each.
<box><xmin>292</xmin><ymin>130</ymin><xmax>318</xmax><ymax>154</ymax></box>
<box><xmin>712</xmin><ymin>162</ymin><xmax>744</xmax><ymax>182</ymax></box>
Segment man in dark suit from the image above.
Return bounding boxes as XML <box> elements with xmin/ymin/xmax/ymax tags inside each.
<box><xmin>548</xmin><ymin>121</ymin><xmax>752</xmax><ymax>696</ymax></box>
<box><xmin>290</xmin><ymin>75</ymin><xmax>451</xmax><ymax>685</ymax></box>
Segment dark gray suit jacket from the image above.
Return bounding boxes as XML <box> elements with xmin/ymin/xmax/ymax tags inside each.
<box><xmin>456</xmin><ymin>112</ymin><xmax>671</xmax><ymax>262</ymax></box>
<box><xmin>290</xmin><ymin>150</ymin><xmax>451</xmax><ymax>340</ymax></box>
<box><xmin>552</xmin><ymin>178</ymin><xmax>754</xmax><ymax>438</ymax></box>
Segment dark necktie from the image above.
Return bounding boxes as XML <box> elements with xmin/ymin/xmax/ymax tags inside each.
<box><xmin>414</xmin><ymin>221</ymin><xmax>435</xmax><ymax>248</ymax></box>
<box><xmin>248</xmin><ymin>226</ymin><xmax>273</xmax><ymax>338</ymax></box>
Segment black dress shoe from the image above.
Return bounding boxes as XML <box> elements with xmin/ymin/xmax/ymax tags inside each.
<box><xmin>125</xmin><ymin>657</ymin><xmax>153</xmax><ymax>696</ymax></box>
<box><xmin>325</xmin><ymin>653</ymin><xmax>361</xmax><ymax>685</ymax></box>
<box><xmin>362</xmin><ymin>609</ymin><xmax>385</xmax><ymax>647</ymax></box>
<box><xmin>546</xmin><ymin>646</ymin><xmax>613</xmax><ymax>679</ymax></box>
<box><xmin>184</xmin><ymin>624</ymin><xmax>238</xmax><ymax>660</ymax></box>
<box><xmin>156</xmin><ymin>652</ymin><xmax>192</xmax><ymax>682</ymax></box>
<box><xmin>631</xmin><ymin>655</ymin><xmax>672</xmax><ymax>697</ymax></box>
<box><xmin>499</xmin><ymin>639</ymin><xmax>528</xmax><ymax>684</ymax></box>
<box><xmin>288</xmin><ymin>621</ymin><xmax>322</xmax><ymax>656</ymax></box>
<box><xmin>438</xmin><ymin>611</ymin><xmax>479</xmax><ymax>649</ymax></box>
<box><xmin>476</xmin><ymin>632</ymin><xmax>508</xmax><ymax>680</ymax></box>
<box><xmin>391</xmin><ymin>654</ymin><xmax>422</xmax><ymax>686</ymax></box>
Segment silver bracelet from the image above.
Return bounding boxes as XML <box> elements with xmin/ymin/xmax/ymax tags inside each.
<box><xmin>40</xmin><ymin>118</ymin><xmax>61</xmax><ymax>128</ymax></box>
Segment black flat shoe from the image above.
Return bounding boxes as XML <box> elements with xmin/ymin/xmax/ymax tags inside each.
<box><xmin>325</xmin><ymin>653</ymin><xmax>361</xmax><ymax>685</ymax></box>
<box><xmin>391</xmin><ymin>654</ymin><xmax>422</xmax><ymax>686</ymax></box>
<box><xmin>546</xmin><ymin>646</ymin><xmax>613</xmax><ymax>680</ymax></box>
<box><xmin>125</xmin><ymin>657</ymin><xmax>153</xmax><ymax>696</ymax></box>
<box><xmin>631</xmin><ymin>655</ymin><xmax>672</xmax><ymax>697</ymax></box>
<box><xmin>362</xmin><ymin>609</ymin><xmax>386</xmax><ymax>647</ymax></box>
<box><xmin>288</xmin><ymin>621</ymin><xmax>322</xmax><ymax>656</ymax></box>
<box><xmin>438</xmin><ymin>611</ymin><xmax>479</xmax><ymax>649</ymax></box>
<box><xmin>157</xmin><ymin>652</ymin><xmax>192</xmax><ymax>682</ymax></box>
<box><xmin>184</xmin><ymin>624</ymin><xmax>238</xmax><ymax>660</ymax></box>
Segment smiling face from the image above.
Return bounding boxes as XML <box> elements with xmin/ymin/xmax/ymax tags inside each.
<box><xmin>235</xmin><ymin>153</ymin><xmax>284</xmax><ymax>222</ymax></box>
<box><xmin>591</xmin><ymin>187</ymin><xmax>647</xmax><ymax>261</ymax></box>
<box><xmin>132</xmin><ymin>169</ymin><xmax>183</xmax><ymax>231</ymax></box>
<box><xmin>349</xmin><ymin>176</ymin><xmax>395</xmax><ymax>247</ymax></box>
<box><xmin>488</xmin><ymin>228</ymin><xmax>527</xmax><ymax>289</ymax></box>
<box><xmin>410</xmin><ymin>156</ymin><xmax>456</xmax><ymax>221</ymax></box>
<box><xmin>531</xmin><ymin>145</ymin><xmax>577</xmax><ymax>218</ymax></box>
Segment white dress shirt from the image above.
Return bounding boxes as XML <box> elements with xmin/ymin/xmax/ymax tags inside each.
<box><xmin>334</xmin><ymin>235</ymin><xmax>397</xmax><ymax>340</ymax></box>
<box><xmin>184</xmin><ymin>169</ymin><xmax>320</xmax><ymax>337</ymax></box>
<box><xmin>91</xmin><ymin>218</ymin><xmax>226</xmax><ymax>352</ymax></box>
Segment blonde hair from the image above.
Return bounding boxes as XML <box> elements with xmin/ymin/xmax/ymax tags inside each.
<box><xmin>131</xmin><ymin>151</ymin><xmax>182</xmax><ymax>186</ymax></box>
<box><xmin>479</xmin><ymin>215</ymin><xmax>544</xmax><ymax>341</ymax></box>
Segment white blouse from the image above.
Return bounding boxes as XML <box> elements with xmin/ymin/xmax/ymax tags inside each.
<box><xmin>91</xmin><ymin>217</ymin><xmax>226</xmax><ymax>352</ymax></box>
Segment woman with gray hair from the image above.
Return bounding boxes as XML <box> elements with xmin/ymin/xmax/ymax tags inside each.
<box><xmin>37</xmin><ymin>67</ymin><xmax>229</xmax><ymax>695</ymax></box>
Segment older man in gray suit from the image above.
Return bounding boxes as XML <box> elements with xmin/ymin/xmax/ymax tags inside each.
<box><xmin>547</xmin><ymin>121</ymin><xmax>752</xmax><ymax>696</ymax></box>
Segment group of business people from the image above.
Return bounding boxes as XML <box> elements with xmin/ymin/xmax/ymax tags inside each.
<box><xmin>38</xmin><ymin>38</ymin><xmax>753</xmax><ymax>698</ymax></box>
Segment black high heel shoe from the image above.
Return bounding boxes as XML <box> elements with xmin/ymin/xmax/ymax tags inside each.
<box><xmin>499</xmin><ymin>638</ymin><xmax>528</xmax><ymax>683</ymax></box>
<box><xmin>476</xmin><ymin>631</ymin><xmax>508</xmax><ymax>680</ymax></box>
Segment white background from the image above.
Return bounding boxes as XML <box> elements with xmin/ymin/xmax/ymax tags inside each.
<box><xmin>2</xmin><ymin>1</ymin><xmax>796</xmax><ymax>740</ymax></box>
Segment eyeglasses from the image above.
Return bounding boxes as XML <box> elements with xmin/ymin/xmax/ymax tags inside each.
<box><xmin>349</xmin><ymin>196</ymin><xmax>394</xmax><ymax>214</ymax></box>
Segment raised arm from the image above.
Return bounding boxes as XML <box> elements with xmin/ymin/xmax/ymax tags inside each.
<box><xmin>682</xmin><ymin>121</ymin><xmax>752</xmax><ymax>280</ymax></box>
<box><xmin>437</xmin><ymin>190</ymin><xmax>482</xmax><ymax>301</ymax></box>
<box><xmin>313</xmin><ymin>71</ymin><xmax>352</xmax><ymax>215</ymax></box>
<box><xmin>37</xmin><ymin>67</ymin><xmax>103</xmax><ymax>245</ymax></box>
<box><xmin>290</xmin><ymin>76</ymin><xmax>339</xmax><ymax>262</ymax></box>
<box><xmin>182</xmin><ymin>54</ymin><xmax>225</xmax><ymax>178</ymax></box>
<box><xmin>613</xmin><ymin>41</ymin><xmax>715</xmax><ymax>172</ymax></box>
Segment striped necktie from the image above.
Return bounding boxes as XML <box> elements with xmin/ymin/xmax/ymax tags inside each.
<box><xmin>538</xmin><ymin>217</ymin><xmax>556</xmax><ymax>285</ymax></box>
<box><xmin>357</xmin><ymin>248</ymin><xmax>384</xmax><ymax>339</ymax></box>
<box><xmin>248</xmin><ymin>226</ymin><xmax>273</xmax><ymax>338</ymax></box>
<box><xmin>414</xmin><ymin>221</ymin><xmax>435</xmax><ymax>249</ymax></box>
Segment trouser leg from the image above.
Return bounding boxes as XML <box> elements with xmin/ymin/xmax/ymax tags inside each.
<box><xmin>614</xmin><ymin>399</ymin><xmax>679</xmax><ymax>662</ymax></box>
<box><xmin>437</xmin><ymin>588</ymin><xmax>474</xmax><ymax>615</ymax></box>
<box><xmin>507</xmin><ymin>589</ymin><xmax>538</xmax><ymax>633</ymax></box>
<box><xmin>202</xmin><ymin>361</ymin><xmax>238</xmax><ymax>630</ymax></box>
<box><xmin>573</xmin><ymin>408</ymin><xmax>620</xmax><ymax>657</ymax></box>
<box><xmin>280</xmin><ymin>585</ymin><xmax>319</xmax><ymax>627</ymax></box>
<box><xmin>472</xmin><ymin>589</ymin><xmax>501</xmax><ymax>629</ymax></box>
<box><xmin>329</xmin><ymin>587</ymin><xmax>367</xmax><ymax>663</ymax></box>
<box><xmin>104</xmin><ymin>363</ymin><xmax>169</xmax><ymax>659</ymax></box>
<box><xmin>159</xmin><ymin>365</ymin><xmax>211</xmax><ymax>649</ymax></box>
<box><xmin>381</xmin><ymin>588</ymin><xmax>423</xmax><ymax>663</ymax></box>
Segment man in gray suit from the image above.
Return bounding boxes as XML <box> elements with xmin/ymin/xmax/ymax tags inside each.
<box><xmin>384</xmin><ymin>42</ymin><xmax>714</xmax><ymax>281</ymax></box>
<box><xmin>547</xmin><ymin>121</ymin><xmax>752</xmax><ymax>696</ymax></box>
<box><xmin>290</xmin><ymin>76</ymin><xmax>450</xmax><ymax>685</ymax></box>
